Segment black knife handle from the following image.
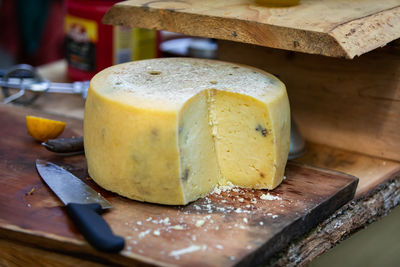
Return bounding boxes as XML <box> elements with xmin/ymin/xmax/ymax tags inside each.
<box><xmin>66</xmin><ymin>203</ymin><xmax>124</xmax><ymax>252</ymax></box>
<box><xmin>42</xmin><ymin>136</ymin><xmax>84</xmax><ymax>153</ymax></box>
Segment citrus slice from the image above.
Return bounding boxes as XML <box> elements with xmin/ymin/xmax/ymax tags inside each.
<box><xmin>26</xmin><ymin>115</ymin><xmax>66</xmax><ymax>142</ymax></box>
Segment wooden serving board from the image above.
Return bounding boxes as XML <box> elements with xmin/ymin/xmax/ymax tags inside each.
<box><xmin>0</xmin><ymin>104</ymin><xmax>358</xmax><ymax>266</ymax></box>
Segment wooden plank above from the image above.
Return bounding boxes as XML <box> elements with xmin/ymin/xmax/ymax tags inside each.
<box><xmin>103</xmin><ymin>0</ymin><xmax>400</xmax><ymax>58</ymax></box>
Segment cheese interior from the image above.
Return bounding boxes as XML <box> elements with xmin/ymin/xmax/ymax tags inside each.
<box><xmin>84</xmin><ymin>58</ymin><xmax>290</xmax><ymax>205</ymax></box>
<box><xmin>210</xmin><ymin>90</ymin><xmax>279</xmax><ymax>189</ymax></box>
<box><xmin>178</xmin><ymin>91</ymin><xmax>221</xmax><ymax>203</ymax></box>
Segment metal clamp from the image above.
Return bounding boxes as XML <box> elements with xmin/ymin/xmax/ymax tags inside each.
<box><xmin>1</xmin><ymin>64</ymin><xmax>50</xmax><ymax>105</ymax></box>
<box><xmin>1</xmin><ymin>64</ymin><xmax>89</xmax><ymax>105</ymax></box>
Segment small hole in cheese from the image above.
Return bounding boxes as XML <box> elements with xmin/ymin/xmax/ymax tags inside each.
<box><xmin>148</xmin><ymin>71</ymin><xmax>161</xmax><ymax>75</ymax></box>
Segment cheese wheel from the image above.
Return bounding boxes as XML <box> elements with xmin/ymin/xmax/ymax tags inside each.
<box><xmin>84</xmin><ymin>58</ymin><xmax>290</xmax><ymax>205</ymax></box>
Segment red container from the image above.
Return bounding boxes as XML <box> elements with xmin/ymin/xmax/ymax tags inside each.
<box><xmin>65</xmin><ymin>0</ymin><xmax>118</xmax><ymax>81</ymax></box>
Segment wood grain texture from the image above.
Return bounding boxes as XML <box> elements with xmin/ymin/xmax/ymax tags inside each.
<box><xmin>218</xmin><ymin>40</ymin><xmax>400</xmax><ymax>162</ymax></box>
<box><xmin>266</xmin><ymin>175</ymin><xmax>400</xmax><ymax>267</ymax></box>
<box><xmin>103</xmin><ymin>0</ymin><xmax>400</xmax><ymax>58</ymax></box>
<box><xmin>294</xmin><ymin>143</ymin><xmax>400</xmax><ymax>198</ymax></box>
<box><xmin>0</xmin><ymin>239</ymin><xmax>104</xmax><ymax>267</ymax></box>
<box><xmin>0</xmin><ymin>104</ymin><xmax>357</xmax><ymax>266</ymax></box>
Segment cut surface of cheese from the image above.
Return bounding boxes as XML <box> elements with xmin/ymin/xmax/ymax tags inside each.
<box><xmin>84</xmin><ymin>58</ymin><xmax>290</xmax><ymax>205</ymax></box>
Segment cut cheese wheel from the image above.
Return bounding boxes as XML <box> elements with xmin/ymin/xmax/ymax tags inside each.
<box><xmin>84</xmin><ymin>58</ymin><xmax>290</xmax><ymax>205</ymax></box>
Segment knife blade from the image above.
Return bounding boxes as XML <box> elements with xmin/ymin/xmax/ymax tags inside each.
<box><xmin>35</xmin><ymin>159</ymin><xmax>124</xmax><ymax>252</ymax></box>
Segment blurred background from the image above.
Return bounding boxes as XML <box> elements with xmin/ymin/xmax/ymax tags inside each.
<box><xmin>0</xmin><ymin>0</ymin><xmax>65</xmax><ymax>68</ymax></box>
<box><xmin>0</xmin><ymin>0</ymin><xmax>217</xmax><ymax>81</ymax></box>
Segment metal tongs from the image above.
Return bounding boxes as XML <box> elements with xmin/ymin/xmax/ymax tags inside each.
<box><xmin>1</xmin><ymin>64</ymin><xmax>89</xmax><ymax>105</ymax></box>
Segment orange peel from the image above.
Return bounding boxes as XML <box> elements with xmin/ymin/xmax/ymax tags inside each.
<box><xmin>26</xmin><ymin>115</ymin><xmax>66</xmax><ymax>142</ymax></box>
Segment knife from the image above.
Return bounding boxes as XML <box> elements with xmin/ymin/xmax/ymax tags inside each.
<box><xmin>35</xmin><ymin>159</ymin><xmax>124</xmax><ymax>252</ymax></box>
<box><xmin>41</xmin><ymin>136</ymin><xmax>84</xmax><ymax>154</ymax></box>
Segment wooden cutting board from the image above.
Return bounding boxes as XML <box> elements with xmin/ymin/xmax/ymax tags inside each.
<box><xmin>0</xmin><ymin>104</ymin><xmax>358</xmax><ymax>266</ymax></box>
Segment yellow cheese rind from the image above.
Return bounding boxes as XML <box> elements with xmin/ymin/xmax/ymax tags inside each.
<box><xmin>84</xmin><ymin>58</ymin><xmax>290</xmax><ymax>205</ymax></box>
<box><xmin>84</xmin><ymin>88</ymin><xmax>185</xmax><ymax>204</ymax></box>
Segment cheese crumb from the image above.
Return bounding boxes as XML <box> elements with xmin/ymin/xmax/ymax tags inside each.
<box><xmin>195</xmin><ymin>220</ymin><xmax>205</xmax><ymax>227</ymax></box>
<box><xmin>138</xmin><ymin>229</ymin><xmax>151</xmax><ymax>238</ymax></box>
<box><xmin>243</xmin><ymin>218</ymin><xmax>248</xmax><ymax>224</ymax></box>
<box><xmin>212</xmin><ymin>187</ymin><xmax>221</xmax><ymax>195</ymax></box>
<box><xmin>238</xmin><ymin>198</ymin><xmax>244</xmax><ymax>202</ymax></box>
<box><xmin>212</xmin><ymin>181</ymin><xmax>235</xmax><ymax>194</ymax></box>
<box><xmin>169</xmin><ymin>245</ymin><xmax>206</xmax><ymax>257</ymax></box>
<box><xmin>234</xmin><ymin>208</ymin><xmax>242</xmax><ymax>213</ymax></box>
<box><xmin>260</xmin><ymin>193</ymin><xmax>281</xmax><ymax>201</ymax></box>
<box><xmin>137</xmin><ymin>221</ymin><xmax>142</xmax><ymax>225</ymax></box>
<box><xmin>153</xmin><ymin>230</ymin><xmax>161</xmax><ymax>236</ymax></box>
<box><xmin>169</xmin><ymin>225</ymin><xmax>185</xmax><ymax>230</ymax></box>
<box><xmin>161</xmin><ymin>217</ymin><xmax>170</xmax><ymax>225</ymax></box>
<box><xmin>216</xmin><ymin>245</ymin><xmax>223</xmax><ymax>249</ymax></box>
